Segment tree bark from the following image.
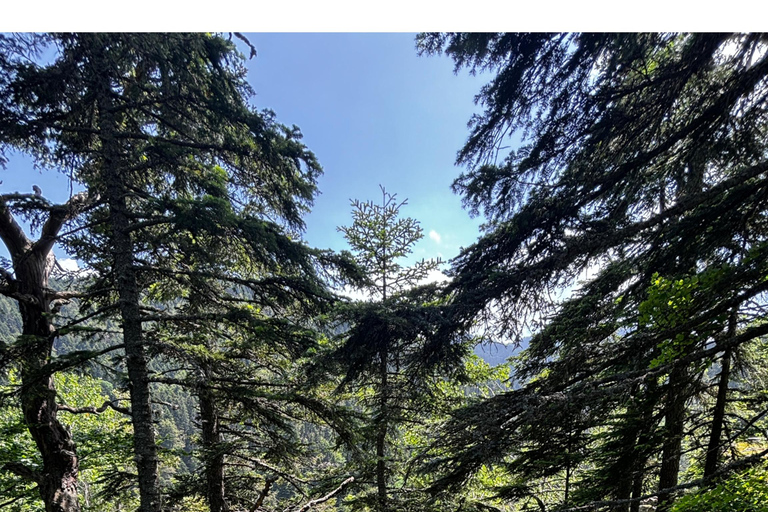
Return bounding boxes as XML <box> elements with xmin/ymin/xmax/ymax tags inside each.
<box><xmin>613</xmin><ymin>387</ymin><xmax>655</xmax><ymax>512</ymax></box>
<box><xmin>375</xmin><ymin>346</ymin><xmax>388</xmax><ymax>512</ymax></box>
<box><xmin>629</xmin><ymin>470</ymin><xmax>644</xmax><ymax>512</ymax></box>
<box><xmin>704</xmin><ymin>311</ymin><xmax>736</xmax><ymax>478</ymax></box>
<box><xmin>657</xmin><ymin>159</ymin><xmax>705</xmax><ymax>511</ymax></box>
<box><xmin>92</xmin><ymin>43</ymin><xmax>161</xmax><ymax>512</ymax></box>
<box><xmin>657</xmin><ymin>365</ymin><xmax>687</xmax><ymax>512</ymax></box>
<box><xmin>199</xmin><ymin>370</ymin><xmax>227</xmax><ymax>512</ymax></box>
<box><xmin>1</xmin><ymin>197</ymin><xmax>81</xmax><ymax>512</ymax></box>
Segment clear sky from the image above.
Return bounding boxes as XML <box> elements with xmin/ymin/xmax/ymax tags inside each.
<box><xmin>1</xmin><ymin>33</ymin><xmax>489</xmax><ymax>272</ymax></box>
<box><xmin>243</xmin><ymin>33</ymin><xmax>487</xmax><ymax>266</ymax></box>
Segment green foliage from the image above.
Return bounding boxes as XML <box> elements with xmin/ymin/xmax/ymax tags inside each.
<box><xmin>0</xmin><ymin>371</ymin><xmax>136</xmax><ymax>511</ymax></box>
<box><xmin>418</xmin><ymin>31</ymin><xmax>768</xmax><ymax>511</ymax></box>
<box><xmin>328</xmin><ymin>187</ymin><xmax>475</xmax><ymax>511</ymax></box>
<box><xmin>339</xmin><ymin>186</ymin><xmax>440</xmax><ymax>299</ymax></box>
<box><xmin>671</xmin><ymin>464</ymin><xmax>768</xmax><ymax>512</ymax></box>
<box><xmin>638</xmin><ymin>270</ymin><xmax>727</xmax><ymax>368</ymax></box>
<box><xmin>1</xmin><ymin>32</ymin><xmax>354</xmax><ymax>512</ymax></box>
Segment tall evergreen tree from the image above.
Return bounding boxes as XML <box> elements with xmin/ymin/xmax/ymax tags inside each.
<box><xmin>1</xmin><ymin>32</ymin><xmax>341</xmax><ymax>512</ymax></box>
<box><xmin>419</xmin><ymin>33</ymin><xmax>768</xmax><ymax>511</ymax></box>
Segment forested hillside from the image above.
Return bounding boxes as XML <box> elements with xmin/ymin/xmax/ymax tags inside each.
<box><xmin>2</xmin><ymin>32</ymin><xmax>768</xmax><ymax>512</ymax></box>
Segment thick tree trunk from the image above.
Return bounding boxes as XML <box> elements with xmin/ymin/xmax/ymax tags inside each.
<box><xmin>1</xmin><ymin>197</ymin><xmax>81</xmax><ymax>512</ymax></box>
<box><xmin>17</xmin><ymin>256</ymin><xmax>81</xmax><ymax>512</ymax></box>
<box><xmin>199</xmin><ymin>373</ymin><xmax>227</xmax><ymax>512</ymax></box>
<box><xmin>94</xmin><ymin>45</ymin><xmax>161</xmax><ymax>512</ymax></box>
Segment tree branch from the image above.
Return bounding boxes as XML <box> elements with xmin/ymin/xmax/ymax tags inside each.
<box><xmin>290</xmin><ymin>476</ymin><xmax>354</xmax><ymax>512</ymax></box>
<box><xmin>33</xmin><ymin>191</ymin><xmax>96</xmax><ymax>257</ymax></box>
<box><xmin>0</xmin><ymin>285</ymin><xmax>39</xmax><ymax>305</ymax></box>
<box><xmin>233</xmin><ymin>32</ymin><xmax>258</xmax><ymax>59</ymax></box>
<box><xmin>152</xmin><ymin>400</ymin><xmax>180</xmax><ymax>411</ymax></box>
<box><xmin>0</xmin><ymin>462</ymin><xmax>42</xmax><ymax>483</ymax></box>
<box><xmin>250</xmin><ymin>475</ymin><xmax>278</xmax><ymax>512</ymax></box>
<box><xmin>58</xmin><ymin>399</ymin><xmax>131</xmax><ymax>416</ymax></box>
<box><xmin>558</xmin><ymin>447</ymin><xmax>768</xmax><ymax>511</ymax></box>
<box><xmin>0</xmin><ymin>195</ymin><xmax>31</xmax><ymax>259</ymax></box>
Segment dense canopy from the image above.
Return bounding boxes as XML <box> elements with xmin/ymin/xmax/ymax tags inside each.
<box><xmin>2</xmin><ymin>32</ymin><xmax>768</xmax><ymax>512</ymax></box>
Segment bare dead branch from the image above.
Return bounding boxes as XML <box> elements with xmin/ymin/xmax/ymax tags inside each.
<box><xmin>290</xmin><ymin>477</ymin><xmax>355</xmax><ymax>512</ymax></box>
<box><xmin>250</xmin><ymin>475</ymin><xmax>279</xmax><ymax>512</ymax></box>
<box><xmin>152</xmin><ymin>400</ymin><xmax>180</xmax><ymax>411</ymax></box>
<box><xmin>233</xmin><ymin>32</ymin><xmax>258</xmax><ymax>59</ymax></box>
<box><xmin>57</xmin><ymin>399</ymin><xmax>131</xmax><ymax>416</ymax></box>
<box><xmin>0</xmin><ymin>195</ymin><xmax>31</xmax><ymax>258</ymax></box>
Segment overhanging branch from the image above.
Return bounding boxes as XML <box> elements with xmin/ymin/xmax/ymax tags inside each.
<box><xmin>1</xmin><ymin>462</ymin><xmax>42</xmax><ymax>484</ymax></box>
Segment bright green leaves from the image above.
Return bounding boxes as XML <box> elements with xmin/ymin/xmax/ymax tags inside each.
<box><xmin>639</xmin><ymin>269</ymin><xmax>726</xmax><ymax>368</ymax></box>
<box><xmin>1</xmin><ymin>371</ymin><xmax>135</xmax><ymax>510</ymax></box>
<box><xmin>641</xmin><ymin>272</ymin><xmax>699</xmax><ymax>368</ymax></box>
<box><xmin>671</xmin><ymin>463</ymin><xmax>768</xmax><ymax>512</ymax></box>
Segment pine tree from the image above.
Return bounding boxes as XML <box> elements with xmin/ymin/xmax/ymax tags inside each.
<box><xmin>419</xmin><ymin>33</ymin><xmax>768</xmax><ymax>511</ymax></box>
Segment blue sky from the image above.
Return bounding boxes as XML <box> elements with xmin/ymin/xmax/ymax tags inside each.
<box><xmin>244</xmin><ymin>33</ymin><xmax>487</xmax><ymax>267</ymax></box>
<box><xmin>1</xmin><ymin>33</ymin><xmax>490</xmax><ymax>272</ymax></box>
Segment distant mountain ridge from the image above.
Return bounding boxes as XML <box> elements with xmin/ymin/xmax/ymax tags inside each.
<box><xmin>474</xmin><ymin>339</ymin><xmax>529</xmax><ymax>367</ymax></box>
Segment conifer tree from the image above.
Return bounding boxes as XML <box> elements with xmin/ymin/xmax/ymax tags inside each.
<box><xmin>0</xmin><ymin>189</ymin><xmax>94</xmax><ymax>512</ymax></box>
<box><xmin>329</xmin><ymin>187</ymin><xmax>470</xmax><ymax>512</ymax></box>
<box><xmin>1</xmin><ymin>32</ymin><xmax>341</xmax><ymax>512</ymax></box>
<box><xmin>419</xmin><ymin>32</ymin><xmax>768</xmax><ymax>511</ymax></box>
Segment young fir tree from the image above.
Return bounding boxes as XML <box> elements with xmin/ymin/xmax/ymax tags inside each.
<box><xmin>328</xmin><ymin>186</ymin><xmax>470</xmax><ymax>512</ymax></box>
<box><xmin>418</xmin><ymin>33</ymin><xmax>768</xmax><ymax>512</ymax></box>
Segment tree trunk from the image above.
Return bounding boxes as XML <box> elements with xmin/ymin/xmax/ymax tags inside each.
<box><xmin>657</xmin><ymin>159</ymin><xmax>704</xmax><ymax>511</ymax></box>
<box><xmin>657</xmin><ymin>366</ymin><xmax>687</xmax><ymax>511</ymax></box>
<box><xmin>199</xmin><ymin>372</ymin><xmax>227</xmax><ymax>512</ymax></box>
<box><xmin>1</xmin><ymin>196</ymin><xmax>81</xmax><ymax>512</ymax></box>
<box><xmin>615</xmin><ymin>391</ymin><xmax>655</xmax><ymax>512</ymax></box>
<box><xmin>105</xmin><ymin>174</ymin><xmax>161</xmax><ymax>512</ymax></box>
<box><xmin>704</xmin><ymin>311</ymin><xmax>736</xmax><ymax>478</ymax></box>
<box><xmin>17</xmin><ymin>255</ymin><xmax>81</xmax><ymax>512</ymax></box>
<box><xmin>93</xmin><ymin>43</ymin><xmax>161</xmax><ymax>512</ymax></box>
<box><xmin>629</xmin><ymin>470</ymin><xmax>644</xmax><ymax>512</ymax></box>
<box><xmin>375</xmin><ymin>346</ymin><xmax>388</xmax><ymax>512</ymax></box>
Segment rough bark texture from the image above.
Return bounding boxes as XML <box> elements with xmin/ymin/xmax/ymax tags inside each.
<box><xmin>1</xmin><ymin>197</ymin><xmax>81</xmax><ymax>512</ymax></box>
<box><xmin>199</xmin><ymin>373</ymin><xmax>227</xmax><ymax>512</ymax></box>
<box><xmin>93</xmin><ymin>48</ymin><xmax>161</xmax><ymax>512</ymax></box>
<box><xmin>108</xmin><ymin>187</ymin><xmax>160</xmax><ymax>512</ymax></box>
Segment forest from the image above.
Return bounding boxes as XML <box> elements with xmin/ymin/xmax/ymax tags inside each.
<box><xmin>1</xmin><ymin>32</ymin><xmax>767</xmax><ymax>512</ymax></box>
